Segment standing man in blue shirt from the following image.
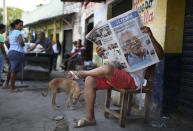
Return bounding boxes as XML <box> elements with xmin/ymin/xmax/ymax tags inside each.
<box><xmin>29</xmin><ymin>31</ymin><xmax>53</xmax><ymax>54</ymax></box>
<box><xmin>29</xmin><ymin>31</ymin><xmax>54</xmax><ymax>72</ymax></box>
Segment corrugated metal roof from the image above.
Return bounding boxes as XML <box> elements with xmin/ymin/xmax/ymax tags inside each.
<box><xmin>22</xmin><ymin>0</ymin><xmax>81</xmax><ymax>26</ymax></box>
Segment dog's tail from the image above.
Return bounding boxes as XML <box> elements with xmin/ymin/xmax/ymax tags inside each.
<box><xmin>41</xmin><ymin>86</ymin><xmax>50</xmax><ymax>97</ymax></box>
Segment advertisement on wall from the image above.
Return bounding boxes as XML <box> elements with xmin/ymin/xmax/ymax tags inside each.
<box><xmin>133</xmin><ymin>0</ymin><xmax>157</xmax><ymax>25</ymax></box>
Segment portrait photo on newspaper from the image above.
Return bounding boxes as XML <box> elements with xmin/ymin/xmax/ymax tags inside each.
<box><xmin>119</xmin><ymin>30</ymin><xmax>153</xmax><ymax>70</ymax></box>
<box><xmin>109</xmin><ymin>9</ymin><xmax>159</xmax><ymax>72</ymax></box>
<box><xmin>86</xmin><ymin>9</ymin><xmax>159</xmax><ymax>72</ymax></box>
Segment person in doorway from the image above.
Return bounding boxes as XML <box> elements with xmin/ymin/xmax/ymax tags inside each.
<box><xmin>67</xmin><ymin>39</ymin><xmax>86</xmax><ymax>70</ymax></box>
<box><xmin>60</xmin><ymin>41</ymin><xmax>78</xmax><ymax>70</ymax></box>
<box><xmin>0</xmin><ymin>24</ymin><xmax>9</xmax><ymax>86</ymax></box>
<box><xmin>8</xmin><ymin>19</ymin><xmax>25</xmax><ymax>92</ymax></box>
<box><xmin>68</xmin><ymin>26</ymin><xmax>164</xmax><ymax>128</ymax></box>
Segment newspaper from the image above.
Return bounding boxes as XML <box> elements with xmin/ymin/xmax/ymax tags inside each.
<box><xmin>86</xmin><ymin>9</ymin><xmax>159</xmax><ymax>72</ymax></box>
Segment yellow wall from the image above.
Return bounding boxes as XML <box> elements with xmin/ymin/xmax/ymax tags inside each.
<box><xmin>133</xmin><ymin>0</ymin><xmax>167</xmax><ymax>49</ymax></box>
<box><xmin>165</xmin><ymin>0</ymin><xmax>186</xmax><ymax>53</ymax></box>
<box><xmin>150</xmin><ymin>0</ymin><xmax>167</xmax><ymax>49</ymax></box>
<box><xmin>133</xmin><ymin>0</ymin><xmax>186</xmax><ymax>53</ymax></box>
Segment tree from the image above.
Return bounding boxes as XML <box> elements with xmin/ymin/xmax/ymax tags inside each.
<box><xmin>0</xmin><ymin>8</ymin><xmax>3</xmax><ymax>23</ymax></box>
<box><xmin>0</xmin><ymin>7</ymin><xmax>23</xmax><ymax>27</ymax></box>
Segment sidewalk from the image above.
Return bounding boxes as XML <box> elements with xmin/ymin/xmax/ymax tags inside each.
<box><xmin>0</xmin><ymin>70</ymin><xmax>192</xmax><ymax>131</ymax></box>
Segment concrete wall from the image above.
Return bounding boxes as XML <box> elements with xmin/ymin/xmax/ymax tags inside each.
<box><xmin>81</xmin><ymin>2</ymin><xmax>103</xmax><ymax>43</ymax></box>
<box><xmin>72</xmin><ymin>13</ymin><xmax>82</xmax><ymax>41</ymax></box>
<box><xmin>132</xmin><ymin>0</ymin><xmax>167</xmax><ymax>111</ymax></box>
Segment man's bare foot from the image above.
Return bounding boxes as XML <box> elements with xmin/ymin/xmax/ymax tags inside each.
<box><xmin>73</xmin><ymin>117</ymin><xmax>96</xmax><ymax>128</ymax></box>
<box><xmin>10</xmin><ymin>88</ymin><xmax>21</xmax><ymax>93</ymax></box>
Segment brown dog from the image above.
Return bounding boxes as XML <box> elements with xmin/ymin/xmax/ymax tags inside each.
<box><xmin>41</xmin><ymin>78</ymin><xmax>83</xmax><ymax>109</ymax></box>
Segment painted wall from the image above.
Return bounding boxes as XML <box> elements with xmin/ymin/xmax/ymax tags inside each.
<box><xmin>81</xmin><ymin>2</ymin><xmax>105</xmax><ymax>65</ymax></box>
<box><xmin>132</xmin><ymin>0</ymin><xmax>167</xmax><ymax>112</ymax></box>
<box><xmin>81</xmin><ymin>2</ymin><xmax>103</xmax><ymax>43</ymax></box>
<box><xmin>165</xmin><ymin>0</ymin><xmax>186</xmax><ymax>54</ymax></box>
<box><xmin>133</xmin><ymin>0</ymin><xmax>167</xmax><ymax>49</ymax></box>
<box><xmin>162</xmin><ymin>0</ymin><xmax>186</xmax><ymax>115</ymax></box>
<box><xmin>73</xmin><ymin>13</ymin><xmax>82</xmax><ymax>41</ymax></box>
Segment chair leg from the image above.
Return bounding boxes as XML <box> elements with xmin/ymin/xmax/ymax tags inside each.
<box><xmin>127</xmin><ymin>93</ymin><xmax>133</xmax><ymax>116</ymax></box>
<box><xmin>104</xmin><ymin>89</ymin><xmax>112</xmax><ymax>118</ymax></box>
<box><xmin>119</xmin><ymin>90</ymin><xmax>128</xmax><ymax>127</ymax></box>
<box><xmin>144</xmin><ymin>92</ymin><xmax>151</xmax><ymax>123</ymax></box>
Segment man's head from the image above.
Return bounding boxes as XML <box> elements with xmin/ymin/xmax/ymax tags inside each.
<box><xmin>77</xmin><ymin>39</ymin><xmax>82</xmax><ymax>48</ymax></box>
<box><xmin>73</xmin><ymin>41</ymin><xmax>77</xmax><ymax>47</ymax></box>
<box><xmin>0</xmin><ymin>24</ymin><xmax>6</xmax><ymax>33</ymax></box>
<box><xmin>38</xmin><ymin>31</ymin><xmax>45</xmax><ymax>41</ymax></box>
<box><xmin>13</xmin><ymin>19</ymin><xmax>23</xmax><ymax>31</ymax></box>
<box><xmin>121</xmin><ymin>31</ymin><xmax>143</xmax><ymax>56</ymax></box>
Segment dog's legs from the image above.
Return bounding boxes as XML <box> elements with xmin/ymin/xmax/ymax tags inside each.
<box><xmin>68</xmin><ymin>95</ymin><xmax>72</xmax><ymax>107</ymax></box>
<box><xmin>52</xmin><ymin>88</ymin><xmax>59</xmax><ymax>109</ymax></box>
<box><xmin>67</xmin><ymin>95</ymin><xmax>75</xmax><ymax>110</ymax></box>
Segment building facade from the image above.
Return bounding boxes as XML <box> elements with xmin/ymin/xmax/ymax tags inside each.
<box><xmin>22</xmin><ymin>0</ymin><xmax>82</xmax><ymax>69</ymax></box>
<box><xmin>61</xmin><ymin>0</ymin><xmax>193</xmax><ymax>117</ymax></box>
<box><xmin>22</xmin><ymin>0</ymin><xmax>192</xmax><ymax>117</ymax></box>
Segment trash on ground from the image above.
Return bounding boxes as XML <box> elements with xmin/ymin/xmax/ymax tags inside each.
<box><xmin>150</xmin><ymin>120</ymin><xmax>167</xmax><ymax>128</ymax></box>
<box><xmin>54</xmin><ymin>115</ymin><xmax>64</xmax><ymax>121</ymax></box>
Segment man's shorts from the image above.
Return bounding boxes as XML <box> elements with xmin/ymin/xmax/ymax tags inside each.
<box><xmin>94</xmin><ymin>68</ymin><xmax>136</xmax><ymax>90</ymax></box>
<box><xmin>8</xmin><ymin>50</ymin><xmax>23</xmax><ymax>73</ymax></box>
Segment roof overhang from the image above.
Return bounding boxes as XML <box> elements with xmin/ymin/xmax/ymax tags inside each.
<box><xmin>24</xmin><ymin>13</ymin><xmax>75</xmax><ymax>27</ymax></box>
<box><xmin>60</xmin><ymin>0</ymin><xmax>105</xmax><ymax>2</ymax></box>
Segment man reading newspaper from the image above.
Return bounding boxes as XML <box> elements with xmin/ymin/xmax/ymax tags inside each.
<box><xmin>67</xmin><ymin>26</ymin><xmax>164</xmax><ymax>128</ymax></box>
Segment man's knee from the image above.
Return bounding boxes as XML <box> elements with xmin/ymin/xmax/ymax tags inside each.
<box><xmin>103</xmin><ymin>64</ymin><xmax>114</xmax><ymax>77</ymax></box>
<box><xmin>85</xmin><ymin>76</ymin><xmax>97</xmax><ymax>89</ymax></box>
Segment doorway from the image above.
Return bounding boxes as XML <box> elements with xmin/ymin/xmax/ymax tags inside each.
<box><xmin>62</xmin><ymin>29</ymin><xmax>72</xmax><ymax>58</ymax></box>
<box><xmin>85</xmin><ymin>22</ymin><xmax>94</xmax><ymax>61</ymax></box>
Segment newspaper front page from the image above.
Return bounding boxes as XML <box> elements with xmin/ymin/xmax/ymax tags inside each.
<box><xmin>86</xmin><ymin>9</ymin><xmax>159</xmax><ymax>72</ymax></box>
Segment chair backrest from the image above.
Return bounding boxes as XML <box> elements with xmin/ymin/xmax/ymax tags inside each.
<box><xmin>144</xmin><ymin>65</ymin><xmax>156</xmax><ymax>90</ymax></box>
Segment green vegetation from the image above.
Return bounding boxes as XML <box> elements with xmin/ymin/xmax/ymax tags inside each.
<box><xmin>0</xmin><ymin>7</ymin><xmax>23</xmax><ymax>26</ymax></box>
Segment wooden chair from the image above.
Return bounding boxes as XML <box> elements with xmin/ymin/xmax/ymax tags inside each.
<box><xmin>104</xmin><ymin>65</ymin><xmax>155</xmax><ymax>127</ymax></box>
